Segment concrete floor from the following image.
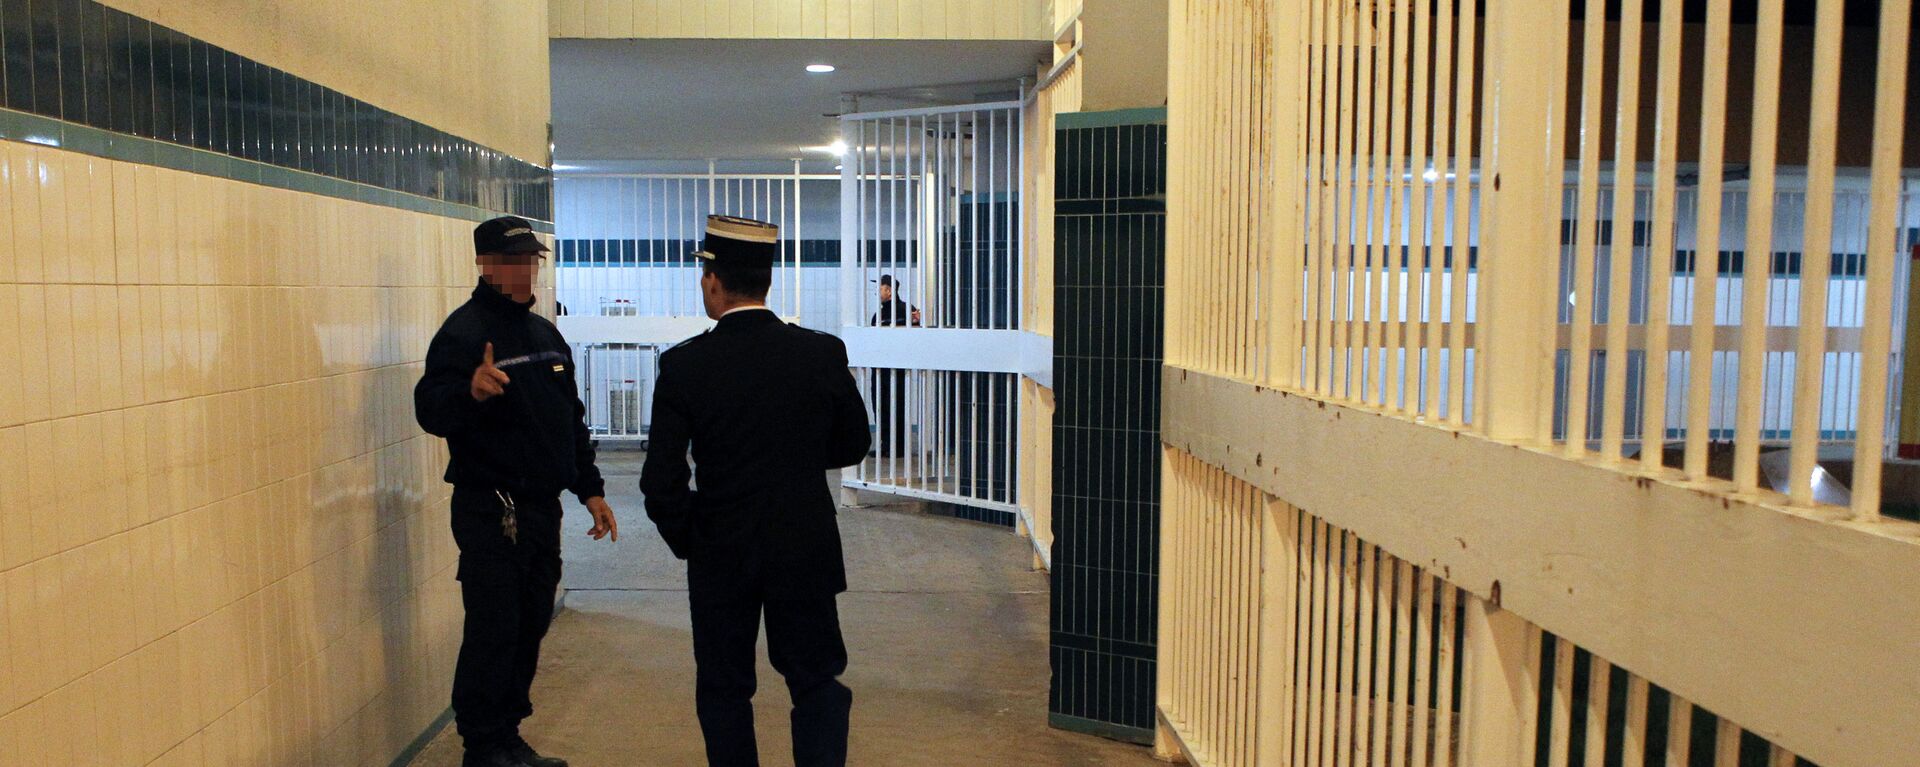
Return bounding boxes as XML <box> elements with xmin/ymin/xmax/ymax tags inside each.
<box><xmin>409</xmin><ymin>452</ymin><xmax>1159</xmax><ymax>767</ymax></box>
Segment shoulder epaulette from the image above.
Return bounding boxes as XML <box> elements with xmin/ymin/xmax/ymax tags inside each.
<box><xmin>668</xmin><ymin>329</ymin><xmax>712</xmax><ymax>352</ymax></box>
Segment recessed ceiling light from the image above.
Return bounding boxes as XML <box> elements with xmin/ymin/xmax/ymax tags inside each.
<box><xmin>806</xmin><ymin>63</ymin><xmax>836</xmax><ymax>73</ymax></box>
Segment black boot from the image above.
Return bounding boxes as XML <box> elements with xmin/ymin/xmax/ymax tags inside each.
<box><xmin>507</xmin><ymin>736</ymin><xmax>569</xmax><ymax>767</ymax></box>
<box><xmin>461</xmin><ymin>748</ymin><xmax>532</xmax><ymax>767</ymax></box>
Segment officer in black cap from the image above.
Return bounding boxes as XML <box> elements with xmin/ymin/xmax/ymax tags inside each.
<box><xmin>641</xmin><ymin>214</ymin><xmax>871</xmax><ymax>767</ymax></box>
<box><xmin>415</xmin><ymin>216</ymin><xmax>619</xmax><ymax>767</ymax></box>
<box><xmin>867</xmin><ymin>275</ymin><xmax>919</xmax><ymax>456</ymax></box>
<box><xmin>869</xmin><ymin>274</ymin><xmax>920</xmax><ymax>327</ymax></box>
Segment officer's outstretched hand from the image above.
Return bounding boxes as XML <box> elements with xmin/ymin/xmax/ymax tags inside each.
<box><xmin>471</xmin><ymin>342</ymin><xmax>511</xmax><ymax>401</ymax></box>
<box><xmin>585</xmin><ymin>496</ymin><xmax>619</xmax><ymax>542</ymax></box>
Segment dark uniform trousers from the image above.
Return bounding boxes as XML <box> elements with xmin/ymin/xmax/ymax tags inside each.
<box><xmin>449</xmin><ymin>485</ymin><xmax>564</xmax><ymax>749</ymax></box>
<box><xmin>691</xmin><ymin>584</ymin><xmax>852</xmax><ymax>767</ymax></box>
<box><xmin>868</xmin><ymin>368</ymin><xmax>904</xmax><ymax>455</ymax></box>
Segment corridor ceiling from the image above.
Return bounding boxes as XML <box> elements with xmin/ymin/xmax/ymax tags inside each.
<box><xmin>550</xmin><ymin>38</ymin><xmax>1050</xmax><ymax>172</ymax></box>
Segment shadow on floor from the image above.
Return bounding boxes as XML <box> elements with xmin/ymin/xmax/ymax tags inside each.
<box><xmin>407</xmin><ymin>454</ymin><xmax>1158</xmax><ymax>766</ymax></box>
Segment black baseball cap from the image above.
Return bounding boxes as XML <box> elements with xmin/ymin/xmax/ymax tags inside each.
<box><xmin>474</xmin><ymin>216</ymin><xmax>550</xmax><ymax>256</ymax></box>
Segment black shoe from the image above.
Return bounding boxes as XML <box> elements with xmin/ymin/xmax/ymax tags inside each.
<box><xmin>507</xmin><ymin>736</ymin><xmax>569</xmax><ymax>767</ymax></box>
<box><xmin>461</xmin><ymin>749</ymin><xmax>532</xmax><ymax>767</ymax></box>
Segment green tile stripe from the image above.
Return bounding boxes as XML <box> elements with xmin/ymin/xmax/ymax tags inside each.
<box><xmin>390</xmin><ymin>707</ymin><xmax>455</xmax><ymax>767</ymax></box>
<box><xmin>0</xmin><ymin>107</ymin><xmax>553</xmax><ymax>232</ymax></box>
<box><xmin>1056</xmin><ymin>107</ymin><xmax>1168</xmax><ymax>130</ymax></box>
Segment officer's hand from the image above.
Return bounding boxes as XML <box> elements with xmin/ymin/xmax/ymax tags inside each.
<box><xmin>585</xmin><ymin>496</ymin><xmax>618</xmax><ymax>542</ymax></box>
<box><xmin>470</xmin><ymin>342</ymin><xmax>511</xmax><ymax>402</ymax></box>
<box><xmin>910</xmin><ymin>309</ymin><xmax>921</xmax><ymax>326</ymax></box>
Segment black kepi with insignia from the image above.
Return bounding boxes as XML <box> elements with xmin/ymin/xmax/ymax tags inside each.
<box><xmin>694</xmin><ymin>214</ymin><xmax>779</xmax><ymax>267</ymax></box>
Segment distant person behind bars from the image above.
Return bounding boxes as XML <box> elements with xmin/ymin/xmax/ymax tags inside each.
<box><xmin>642</xmin><ymin>215</ymin><xmax>871</xmax><ymax>766</ymax></box>
<box><xmin>867</xmin><ymin>274</ymin><xmax>919</xmax><ymax>456</ymax></box>
<box><xmin>414</xmin><ymin>217</ymin><xmax>620</xmax><ymax>767</ymax></box>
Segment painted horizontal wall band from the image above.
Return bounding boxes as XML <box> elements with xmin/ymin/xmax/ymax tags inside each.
<box><xmin>841</xmin><ymin>327</ymin><xmax>1053</xmax><ymax>389</ymax></box>
<box><xmin>1056</xmin><ymin>107</ymin><xmax>1169</xmax><ymax>130</ymax></box>
<box><xmin>1159</xmin><ymin>365</ymin><xmax>1920</xmax><ymax>767</ymax></box>
<box><xmin>0</xmin><ymin>108</ymin><xmax>552</xmax><ymax>230</ymax></box>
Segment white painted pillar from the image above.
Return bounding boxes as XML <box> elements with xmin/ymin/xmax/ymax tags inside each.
<box><xmin>1458</xmin><ymin>595</ymin><xmax>1542</xmax><ymax>766</ymax></box>
<box><xmin>1472</xmin><ymin>0</ymin><xmax>1571</xmax><ymax>444</ymax></box>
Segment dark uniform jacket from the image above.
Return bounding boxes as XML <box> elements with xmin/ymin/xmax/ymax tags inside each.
<box><xmin>415</xmin><ymin>279</ymin><xmax>606</xmax><ymax>503</ymax></box>
<box><xmin>870</xmin><ymin>297</ymin><xmax>919</xmax><ymax>327</ymax></box>
<box><xmin>640</xmin><ymin>309</ymin><xmax>871</xmax><ymax>598</ymax></box>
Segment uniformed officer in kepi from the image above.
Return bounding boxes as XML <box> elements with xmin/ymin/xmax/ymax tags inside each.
<box><xmin>414</xmin><ymin>216</ymin><xmax>620</xmax><ymax>767</ymax></box>
<box><xmin>642</xmin><ymin>214</ymin><xmax>872</xmax><ymax>767</ymax></box>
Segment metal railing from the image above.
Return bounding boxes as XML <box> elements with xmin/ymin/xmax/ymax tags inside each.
<box><xmin>554</xmin><ymin>166</ymin><xmax>835</xmax><ymax>442</ymax></box>
<box><xmin>839</xmin><ymin>102</ymin><xmax>1029</xmax><ymax>514</ymax></box>
<box><xmin>1159</xmin><ymin>0</ymin><xmax>1919</xmax><ymax>764</ymax></box>
<box><xmin>555</xmin><ymin>167</ymin><xmax>833</xmax><ymax>320</ymax></box>
<box><xmin>1159</xmin><ymin>451</ymin><xmax>1823</xmax><ymax>767</ymax></box>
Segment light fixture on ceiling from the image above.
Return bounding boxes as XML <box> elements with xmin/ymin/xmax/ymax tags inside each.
<box><xmin>806</xmin><ymin>63</ymin><xmax>836</xmax><ymax>73</ymax></box>
<box><xmin>808</xmin><ymin>139</ymin><xmax>848</xmax><ymax>157</ymax></box>
<box><xmin>551</xmin><ymin>163</ymin><xmax>583</xmax><ymax>172</ymax></box>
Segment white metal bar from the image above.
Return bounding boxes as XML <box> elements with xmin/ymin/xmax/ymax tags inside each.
<box><xmin>1306</xmin><ymin>0</ymin><xmax>1331</xmax><ymax>393</ymax></box>
<box><xmin>1410</xmin><ymin>569</ymin><xmax>1435</xmax><ymax>767</ymax></box>
<box><xmin>971</xmin><ymin>111</ymin><xmax>982</xmax><ymax>331</ymax></box>
<box><xmin>1566</xmin><ymin>1</ymin><xmax>1612</xmax><ymax>457</ymax></box>
<box><xmin>1419</xmin><ymin>0</ymin><xmax>1448</xmax><ymax>420</ymax></box>
<box><xmin>1432</xmin><ymin>581</ymin><xmax>1459</xmax><ymax>767</ymax></box>
<box><xmin>1788</xmin><ymin>0</ymin><xmax>1846</xmax><ymax>505</ymax></box>
<box><xmin>1733</xmin><ymin>0</ymin><xmax>1785</xmax><ymax>493</ymax></box>
<box><xmin>994</xmin><ymin>109</ymin><xmax>1004</xmax><ymax>329</ymax></box>
<box><xmin>1361</xmin><ymin>0</ymin><xmax>1387</xmax><ymax>406</ymax></box>
<box><xmin>1852</xmin><ymin>0</ymin><xmax>1913</xmax><ymax>520</ymax></box>
<box><xmin>1600</xmin><ymin>0</ymin><xmax>1646</xmax><ymax>460</ymax></box>
<box><xmin>1336</xmin><ymin>0</ymin><xmax>1367</xmax><ymax>395</ymax></box>
<box><xmin>1666</xmin><ymin>694</ymin><xmax>1694</xmax><ymax>767</ymax></box>
<box><xmin>1684</xmin><ymin>0</ymin><xmax>1733</xmax><ymax>480</ymax></box>
<box><xmin>1445</xmin><ymin>0</ymin><xmax>1475</xmax><ymax>426</ymax></box>
<box><xmin>1387</xmin><ymin>557</ymin><xmax>1412</xmax><ymax>767</ymax></box>
<box><xmin>1385</xmin><ymin>0</ymin><xmax>1410</xmax><ymax>414</ymax></box>
<box><xmin>1585</xmin><ymin>654</ymin><xmax>1612</xmax><ymax>767</ymax></box>
<box><xmin>792</xmin><ymin>160</ymin><xmax>801</xmax><ymax>315</ymax></box>
<box><xmin>1639</xmin><ymin>0</ymin><xmax>1684</xmax><ymax>469</ymax></box>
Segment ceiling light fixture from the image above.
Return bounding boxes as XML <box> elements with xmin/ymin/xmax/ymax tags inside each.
<box><xmin>807</xmin><ymin>140</ymin><xmax>850</xmax><ymax>156</ymax></box>
<box><xmin>806</xmin><ymin>63</ymin><xmax>836</xmax><ymax>73</ymax></box>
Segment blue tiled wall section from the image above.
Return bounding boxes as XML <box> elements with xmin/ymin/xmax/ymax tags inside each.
<box><xmin>1048</xmin><ymin>112</ymin><xmax>1167</xmax><ymax>744</ymax></box>
<box><xmin>0</xmin><ymin>0</ymin><xmax>550</xmax><ymax>220</ymax></box>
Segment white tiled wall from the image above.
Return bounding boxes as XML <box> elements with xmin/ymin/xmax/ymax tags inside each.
<box><xmin>0</xmin><ymin>137</ymin><xmax>514</xmax><ymax>767</ymax></box>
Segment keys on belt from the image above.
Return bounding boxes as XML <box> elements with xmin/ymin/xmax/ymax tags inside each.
<box><xmin>493</xmin><ymin>489</ymin><xmax>519</xmax><ymax>544</ymax></box>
